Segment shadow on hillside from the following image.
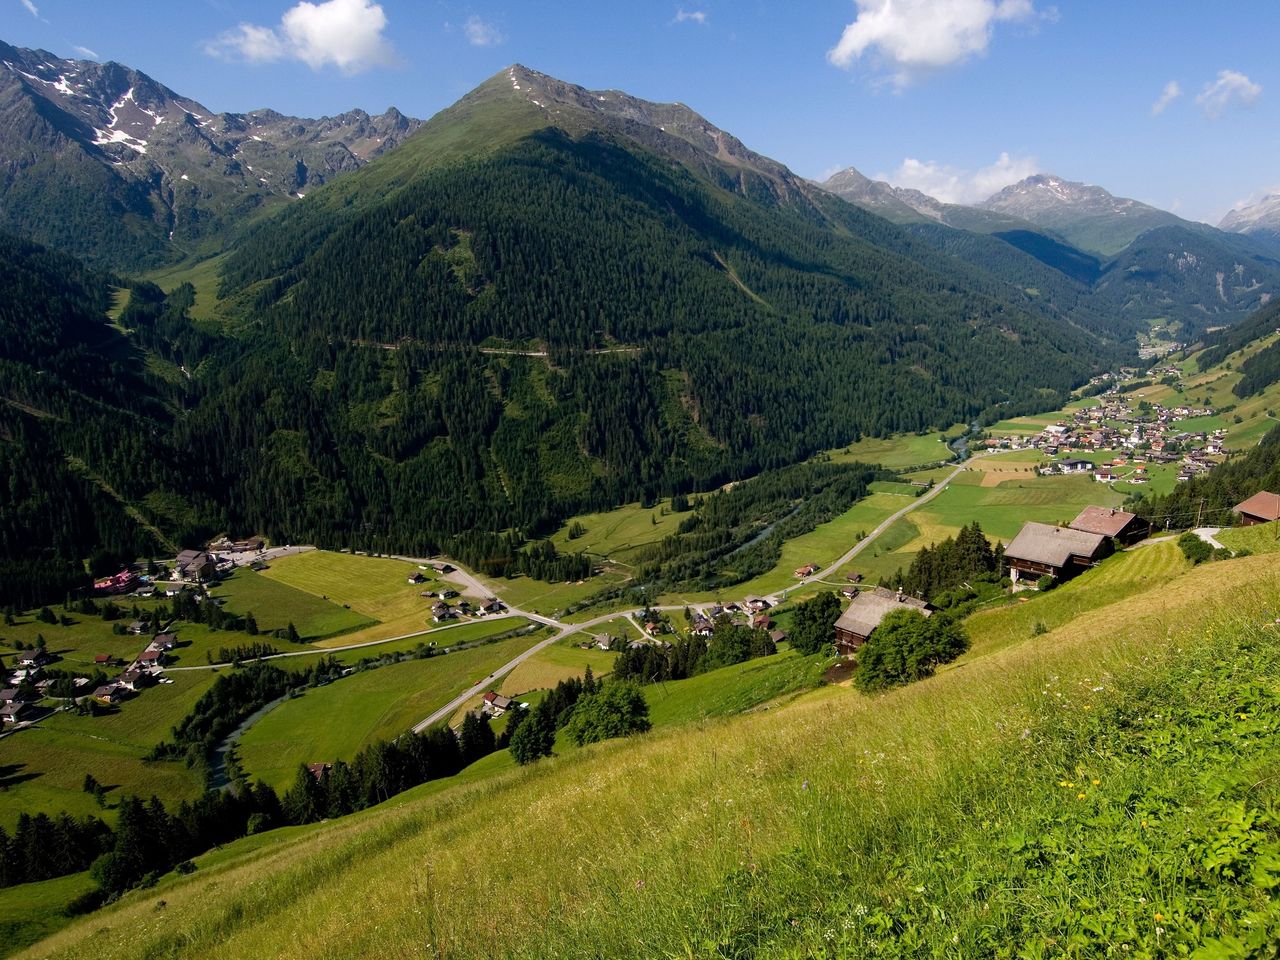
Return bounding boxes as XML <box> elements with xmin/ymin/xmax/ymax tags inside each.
<box><xmin>0</xmin><ymin>762</ymin><xmax>41</xmax><ymax>789</ymax></box>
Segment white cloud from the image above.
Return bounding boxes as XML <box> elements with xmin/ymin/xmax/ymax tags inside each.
<box><xmin>463</xmin><ymin>15</ymin><xmax>504</xmax><ymax>47</ymax></box>
<box><xmin>1195</xmin><ymin>69</ymin><xmax>1261</xmax><ymax>119</ymax></box>
<box><xmin>880</xmin><ymin>151</ymin><xmax>1038</xmax><ymax>204</ymax></box>
<box><xmin>19</xmin><ymin>0</ymin><xmax>38</xmax><ymax>17</ymax></box>
<box><xmin>675</xmin><ymin>9</ymin><xmax>708</xmax><ymax>24</ymax></box>
<box><xmin>827</xmin><ymin>0</ymin><xmax>1040</xmax><ymax>86</ymax></box>
<box><xmin>204</xmin><ymin>0</ymin><xmax>396</xmax><ymax>74</ymax></box>
<box><xmin>1150</xmin><ymin>80</ymin><xmax>1181</xmax><ymax>116</ymax></box>
<box><xmin>72</xmin><ymin>45</ymin><xmax>99</xmax><ymax>59</ymax></box>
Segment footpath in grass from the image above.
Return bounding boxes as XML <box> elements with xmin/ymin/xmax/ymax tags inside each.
<box><xmin>238</xmin><ymin>631</ymin><xmax>546</xmax><ymax>791</ymax></box>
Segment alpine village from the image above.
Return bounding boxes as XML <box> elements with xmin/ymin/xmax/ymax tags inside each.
<box><xmin>5</xmin><ymin>5</ymin><xmax>1280</xmax><ymax>957</ymax></box>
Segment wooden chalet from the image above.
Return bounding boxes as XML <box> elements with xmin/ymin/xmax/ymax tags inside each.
<box><xmin>0</xmin><ymin>702</ymin><xmax>36</xmax><ymax>724</ymax></box>
<box><xmin>1233</xmin><ymin>491</ymin><xmax>1280</xmax><ymax>526</ymax></box>
<box><xmin>833</xmin><ymin>587</ymin><xmax>932</xmax><ymax>657</ymax></box>
<box><xmin>1004</xmin><ymin>522</ymin><xmax>1111</xmax><ymax>584</ymax></box>
<box><xmin>1068</xmin><ymin>506</ymin><xmax>1150</xmax><ymax>545</ymax></box>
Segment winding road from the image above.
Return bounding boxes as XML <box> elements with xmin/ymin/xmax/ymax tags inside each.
<box><xmin>174</xmin><ymin>449</ymin><xmax>986</xmax><ymax>732</ymax></box>
<box><xmin>411</xmin><ymin>451</ymin><xmax>990</xmax><ymax>731</ymax></box>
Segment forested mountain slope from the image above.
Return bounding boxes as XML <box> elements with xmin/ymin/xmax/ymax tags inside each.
<box><xmin>2</xmin><ymin>66</ymin><xmax>1142</xmax><ymax>603</ymax></box>
<box><xmin>0</xmin><ymin>234</ymin><xmax>211</xmax><ymax>604</ymax></box>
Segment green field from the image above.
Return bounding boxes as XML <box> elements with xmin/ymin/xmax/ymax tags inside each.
<box><xmin>499</xmin><ymin>640</ymin><xmax>618</xmax><ymax>697</ymax></box>
<box><xmin>32</xmin><ymin>541</ymin><xmax>1280</xmax><ymax>959</ymax></box>
<box><xmin>1218</xmin><ymin>520</ymin><xmax>1280</xmax><ymax>555</ymax></box>
<box><xmin>0</xmin><ymin>872</ymin><xmax>97</xmax><ymax>956</ymax></box>
<box><xmin>827</xmin><ymin>430</ymin><xmax>960</xmax><ymax>469</ymax></box>
<box><xmin>259</xmin><ymin>551</ymin><xmax>453</xmax><ymax>646</ymax></box>
<box><xmin>962</xmin><ymin>540</ymin><xmax>1190</xmax><ymax>658</ymax></box>
<box><xmin>0</xmin><ymin>670</ymin><xmax>218</xmax><ymax>830</ymax></box>
<box><xmin>475</xmin><ymin>569</ymin><xmax>632</xmax><ymax>620</ymax></box>
<box><xmin>843</xmin><ymin>471</ymin><xmax>1123</xmax><ymax>583</ymax></box>
<box><xmin>643</xmin><ymin>648</ymin><xmax>821</xmax><ymax>728</ymax></box>
<box><xmin>238</xmin><ymin>631</ymin><xmax>546</xmax><ymax>791</ymax></box>
<box><xmin>209</xmin><ymin>569</ymin><xmax>374</xmax><ymax>640</ymax></box>
<box><xmin>549</xmin><ymin>498</ymin><xmax>690</xmax><ymax>565</ymax></box>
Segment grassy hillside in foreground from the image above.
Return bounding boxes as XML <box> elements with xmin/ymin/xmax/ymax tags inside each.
<box><xmin>24</xmin><ymin>552</ymin><xmax>1280</xmax><ymax>958</ymax></box>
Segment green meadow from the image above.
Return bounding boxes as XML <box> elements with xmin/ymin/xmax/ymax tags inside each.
<box><xmin>27</xmin><ymin>551</ymin><xmax>1280</xmax><ymax>960</ymax></box>
<box><xmin>208</xmin><ymin>568</ymin><xmax>374</xmax><ymax>640</ymax></box>
<box><xmin>238</xmin><ymin>630</ymin><xmax>546</xmax><ymax>791</ymax></box>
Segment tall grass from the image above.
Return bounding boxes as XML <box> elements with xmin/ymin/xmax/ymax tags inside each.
<box><xmin>25</xmin><ymin>559</ymin><xmax>1280</xmax><ymax>959</ymax></box>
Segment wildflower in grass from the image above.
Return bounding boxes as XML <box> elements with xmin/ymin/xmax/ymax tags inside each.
<box><xmin>1238</xmin><ymin>713</ymin><xmax>1249</xmax><ymax>720</ymax></box>
<box><xmin>1154</xmin><ymin>913</ymin><xmax>1164</xmax><ymax>922</ymax></box>
<box><xmin>1092</xmin><ymin>779</ymin><xmax>1100</xmax><ymax>786</ymax></box>
<box><xmin>1077</xmin><ymin>792</ymin><xmax>1087</xmax><ymax>800</ymax></box>
<box><xmin>853</xmin><ymin>904</ymin><xmax>867</xmax><ymax>918</ymax></box>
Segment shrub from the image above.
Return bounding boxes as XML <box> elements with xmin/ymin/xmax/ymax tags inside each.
<box><xmin>1036</xmin><ymin>574</ymin><xmax>1056</xmax><ymax>591</ymax></box>
<box><xmin>565</xmin><ymin>681</ymin><xmax>651</xmax><ymax>746</ymax></box>
<box><xmin>1177</xmin><ymin>531</ymin><xmax>1213</xmax><ymax>565</ymax></box>
<box><xmin>855</xmin><ymin>610</ymin><xmax>969</xmax><ymax>692</ymax></box>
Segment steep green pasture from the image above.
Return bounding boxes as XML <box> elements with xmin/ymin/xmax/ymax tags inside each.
<box><xmin>238</xmin><ymin>632</ymin><xmax>545</xmax><ymax>791</ymax></box>
<box><xmin>208</xmin><ymin>569</ymin><xmax>373</xmax><ymax>640</ymax></box>
<box><xmin>28</xmin><ymin>554</ymin><xmax>1280</xmax><ymax>960</ymax></box>
<box><xmin>0</xmin><ymin>671</ymin><xmax>218</xmax><ymax>829</ymax></box>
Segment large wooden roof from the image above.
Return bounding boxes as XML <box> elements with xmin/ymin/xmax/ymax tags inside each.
<box><xmin>1005</xmin><ymin>522</ymin><xmax>1106</xmax><ymax>568</ymax></box>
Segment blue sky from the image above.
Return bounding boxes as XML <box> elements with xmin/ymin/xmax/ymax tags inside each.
<box><xmin>6</xmin><ymin>0</ymin><xmax>1278</xmax><ymax>223</ymax></box>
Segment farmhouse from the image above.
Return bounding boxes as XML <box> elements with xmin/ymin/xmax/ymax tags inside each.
<box><xmin>1004</xmin><ymin>522</ymin><xmax>1112</xmax><ymax>583</ymax></box>
<box><xmin>0</xmin><ymin>702</ymin><xmax>36</xmax><ymax>724</ymax></box>
<box><xmin>1055</xmin><ymin>458</ymin><xmax>1093</xmax><ymax>474</ymax></box>
<box><xmin>136</xmin><ymin>648</ymin><xmax>167</xmax><ymax>668</ymax></box>
<box><xmin>833</xmin><ymin>587</ymin><xmax>933</xmax><ymax>657</ymax></box>
<box><xmin>481</xmin><ymin>692</ymin><xmax>514</xmax><ymax>716</ymax></box>
<box><xmin>794</xmin><ymin>563</ymin><xmax>820</xmax><ymax>578</ymax></box>
<box><xmin>15</xmin><ymin>651</ymin><xmax>50</xmax><ymax>669</ymax></box>
<box><xmin>1233</xmin><ymin>491</ymin><xmax>1280</xmax><ymax>526</ymax></box>
<box><xmin>306</xmin><ymin>762</ymin><xmax>333</xmax><ymax>780</ymax></box>
<box><xmin>1069</xmin><ymin>506</ymin><xmax>1151</xmax><ymax>545</ymax></box>
<box><xmin>91</xmin><ymin>685</ymin><xmax>124</xmax><ymax>705</ymax></box>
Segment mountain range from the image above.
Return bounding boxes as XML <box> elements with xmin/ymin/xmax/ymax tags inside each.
<box><xmin>821</xmin><ymin>167</ymin><xmax>1280</xmax><ymax>330</ymax></box>
<box><xmin>1220</xmin><ymin>192</ymin><xmax>1280</xmax><ymax>247</ymax></box>
<box><xmin>0</xmin><ymin>39</ymin><xmax>421</xmax><ymax>270</ymax></box>
<box><xmin>3</xmin><ymin>41</ymin><xmax>1280</xmax><ymax>604</ymax></box>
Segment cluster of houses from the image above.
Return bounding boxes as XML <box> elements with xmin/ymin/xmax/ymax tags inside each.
<box><xmin>89</xmin><ymin>629</ymin><xmax>176</xmax><ymax>706</ymax></box>
<box><xmin>1</xmin><ymin>624</ymin><xmax>176</xmax><ymax>727</ymax></box>
<box><xmin>416</xmin><ymin>585</ymin><xmax>503</xmax><ymax>623</ymax></box>
<box><xmin>0</xmin><ymin>648</ymin><xmax>64</xmax><ymax>725</ymax></box>
<box><xmin>93</xmin><ymin>544</ymin><xmax>255</xmax><ymax>601</ymax></box>
<box><xmin>985</xmin><ymin>387</ymin><xmax>1227</xmax><ymax>485</ymax></box>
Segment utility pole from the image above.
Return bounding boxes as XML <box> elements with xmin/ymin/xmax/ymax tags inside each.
<box><xmin>1195</xmin><ymin>498</ymin><xmax>1205</xmax><ymax>528</ymax></box>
